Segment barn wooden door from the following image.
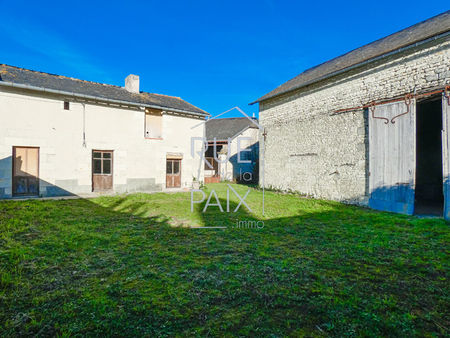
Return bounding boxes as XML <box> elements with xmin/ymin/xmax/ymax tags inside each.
<box><xmin>442</xmin><ymin>93</ymin><xmax>450</xmax><ymax>219</ymax></box>
<box><xmin>12</xmin><ymin>146</ymin><xmax>39</xmax><ymax>196</ymax></box>
<box><xmin>166</xmin><ymin>159</ymin><xmax>181</xmax><ymax>188</ymax></box>
<box><xmin>92</xmin><ymin>150</ymin><xmax>113</xmax><ymax>191</ymax></box>
<box><xmin>368</xmin><ymin>100</ymin><xmax>416</xmax><ymax>214</ymax></box>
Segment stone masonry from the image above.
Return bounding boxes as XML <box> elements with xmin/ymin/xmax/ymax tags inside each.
<box><xmin>259</xmin><ymin>37</ymin><xmax>450</xmax><ymax>205</ymax></box>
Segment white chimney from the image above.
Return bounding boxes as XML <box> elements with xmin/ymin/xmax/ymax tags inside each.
<box><xmin>125</xmin><ymin>74</ymin><xmax>140</xmax><ymax>93</ymax></box>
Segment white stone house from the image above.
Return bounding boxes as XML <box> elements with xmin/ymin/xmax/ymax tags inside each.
<box><xmin>252</xmin><ymin>11</ymin><xmax>450</xmax><ymax>217</ymax></box>
<box><xmin>204</xmin><ymin>117</ymin><xmax>259</xmax><ymax>184</ymax></box>
<box><xmin>0</xmin><ymin>64</ymin><xmax>209</xmax><ymax>198</ymax></box>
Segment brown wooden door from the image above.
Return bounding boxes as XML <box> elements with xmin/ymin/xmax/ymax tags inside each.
<box><xmin>166</xmin><ymin>159</ymin><xmax>181</xmax><ymax>188</ymax></box>
<box><xmin>92</xmin><ymin>150</ymin><xmax>113</xmax><ymax>191</ymax></box>
<box><xmin>12</xmin><ymin>146</ymin><xmax>39</xmax><ymax>196</ymax></box>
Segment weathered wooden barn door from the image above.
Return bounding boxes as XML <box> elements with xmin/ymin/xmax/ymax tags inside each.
<box><xmin>12</xmin><ymin>146</ymin><xmax>39</xmax><ymax>196</ymax></box>
<box><xmin>442</xmin><ymin>93</ymin><xmax>450</xmax><ymax>219</ymax></box>
<box><xmin>92</xmin><ymin>150</ymin><xmax>113</xmax><ymax>191</ymax></box>
<box><xmin>368</xmin><ymin>99</ymin><xmax>416</xmax><ymax>214</ymax></box>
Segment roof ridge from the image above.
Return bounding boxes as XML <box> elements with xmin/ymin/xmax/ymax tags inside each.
<box><xmin>0</xmin><ymin>63</ymin><xmax>125</xmax><ymax>89</ymax></box>
<box><xmin>0</xmin><ymin>63</ymin><xmax>209</xmax><ymax>115</ymax></box>
<box><xmin>294</xmin><ymin>10</ymin><xmax>450</xmax><ymax>78</ymax></box>
<box><xmin>0</xmin><ymin>64</ymin><xmax>204</xmax><ymax>107</ymax></box>
<box><xmin>252</xmin><ymin>10</ymin><xmax>450</xmax><ymax>104</ymax></box>
<box><xmin>208</xmin><ymin>117</ymin><xmax>257</xmax><ymax>121</ymax></box>
<box><xmin>143</xmin><ymin>91</ymin><xmax>181</xmax><ymax>99</ymax></box>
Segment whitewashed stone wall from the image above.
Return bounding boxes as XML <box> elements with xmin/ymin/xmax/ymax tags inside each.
<box><xmin>259</xmin><ymin>38</ymin><xmax>450</xmax><ymax>205</ymax></box>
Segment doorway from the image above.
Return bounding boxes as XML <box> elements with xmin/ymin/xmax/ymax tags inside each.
<box><xmin>92</xmin><ymin>150</ymin><xmax>113</xmax><ymax>191</ymax></box>
<box><xmin>12</xmin><ymin>146</ymin><xmax>39</xmax><ymax>196</ymax></box>
<box><xmin>415</xmin><ymin>98</ymin><xmax>443</xmax><ymax>216</ymax></box>
<box><xmin>166</xmin><ymin>159</ymin><xmax>181</xmax><ymax>188</ymax></box>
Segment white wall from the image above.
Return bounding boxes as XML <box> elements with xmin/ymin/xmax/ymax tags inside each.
<box><xmin>0</xmin><ymin>87</ymin><xmax>205</xmax><ymax>197</ymax></box>
<box><xmin>218</xmin><ymin>127</ymin><xmax>259</xmax><ymax>182</ymax></box>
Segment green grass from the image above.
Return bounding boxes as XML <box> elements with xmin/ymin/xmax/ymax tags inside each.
<box><xmin>0</xmin><ymin>183</ymin><xmax>448</xmax><ymax>336</ymax></box>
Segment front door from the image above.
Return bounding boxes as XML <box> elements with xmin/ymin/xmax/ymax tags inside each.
<box><xmin>92</xmin><ymin>150</ymin><xmax>113</xmax><ymax>191</ymax></box>
<box><xmin>12</xmin><ymin>146</ymin><xmax>39</xmax><ymax>196</ymax></box>
<box><xmin>166</xmin><ymin>159</ymin><xmax>181</xmax><ymax>188</ymax></box>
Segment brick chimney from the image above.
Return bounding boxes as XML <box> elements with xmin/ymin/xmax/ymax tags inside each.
<box><xmin>125</xmin><ymin>74</ymin><xmax>140</xmax><ymax>93</ymax></box>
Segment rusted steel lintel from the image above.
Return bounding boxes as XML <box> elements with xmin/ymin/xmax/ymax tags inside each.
<box><xmin>333</xmin><ymin>86</ymin><xmax>448</xmax><ymax>115</ymax></box>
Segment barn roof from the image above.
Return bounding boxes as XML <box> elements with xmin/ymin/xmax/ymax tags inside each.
<box><xmin>252</xmin><ymin>11</ymin><xmax>450</xmax><ymax>104</ymax></box>
<box><xmin>0</xmin><ymin>64</ymin><xmax>208</xmax><ymax>116</ymax></box>
<box><xmin>206</xmin><ymin>117</ymin><xmax>258</xmax><ymax>141</ymax></box>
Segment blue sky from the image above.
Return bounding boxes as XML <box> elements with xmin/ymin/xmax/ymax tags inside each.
<box><xmin>0</xmin><ymin>1</ymin><xmax>445</xmax><ymax>117</ymax></box>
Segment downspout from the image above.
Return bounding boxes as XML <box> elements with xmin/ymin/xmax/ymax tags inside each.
<box><xmin>82</xmin><ymin>103</ymin><xmax>86</xmax><ymax>148</ymax></box>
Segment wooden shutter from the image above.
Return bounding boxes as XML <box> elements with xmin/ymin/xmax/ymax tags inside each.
<box><xmin>14</xmin><ymin>147</ymin><xmax>39</xmax><ymax>177</ymax></box>
<box><xmin>145</xmin><ymin>112</ymin><xmax>163</xmax><ymax>138</ymax></box>
<box><xmin>368</xmin><ymin>100</ymin><xmax>416</xmax><ymax>214</ymax></box>
<box><xmin>442</xmin><ymin>94</ymin><xmax>450</xmax><ymax>219</ymax></box>
<box><xmin>12</xmin><ymin>147</ymin><xmax>39</xmax><ymax>196</ymax></box>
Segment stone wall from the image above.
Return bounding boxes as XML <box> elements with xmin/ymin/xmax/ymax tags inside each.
<box><xmin>259</xmin><ymin>37</ymin><xmax>450</xmax><ymax>205</ymax></box>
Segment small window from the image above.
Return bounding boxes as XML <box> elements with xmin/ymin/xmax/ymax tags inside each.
<box><xmin>239</xmin><ymin>150</ymin><xmax>251</xmax><ymax>160</ymax></box>
<box><xmin>93</xmin><ymin>159</ymin><xmax>102</xmax><ymax>174</ymax></box>
<box><xmin>92</xmin><ymin>151</ymin><xmax>113</xmax><ymax>175</ymax></box>
<box><xmin>64</xmin><ymin>101</ymin><xmax>70</xmax><ymax>110</ymax></box>
<box><xmin>173</xmin><ymin>160</ymin><xmax>180</xmax><ymax>174</ymax></box>
<box><xmin>166</xmin><ymin>159</ymin><xmax>181</xmax><ymax>175</ymax></box>
<box><xmin>103</xmin><ymin>160</ymin><xmax>111</xmax><ymax>174</ymax></box>
<box><xmin>145</xmin><ymin>111</ymin><xmax>163</xmax><ymax>138</ymax></box>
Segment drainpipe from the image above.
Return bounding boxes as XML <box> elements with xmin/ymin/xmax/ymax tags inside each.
<box><xmin>82</xmin><ymin>103</ymin><xmax>86</xmax><ymax>148</ymax></box>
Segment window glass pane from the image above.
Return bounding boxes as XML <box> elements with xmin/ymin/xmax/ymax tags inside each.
<box><xmin>103</xmin><ymin>160</ymin><xmax>111</xmax><ymax>174</ymax></box>
<box><xmin>173</xmin><ymin>160</ymin><xmax>180</xmax><ymax>174</ymax></box>
<box><xmin>166</xmin><ymin>160</ymin><xmax>172</xmax><ymax>174</ymax></box>
<box><xmin>28</xmin><ymin>178</ymin><xmax>39</xmax><ymax>194</ymax></box>
<box><xmin>93</xmin><ymin>159</ymin><xmax>102</xmax><ymax>174</ymax></box>
<box><xmin>204</xmin><ymin>157</ymin><xmax>212</xmax><ymax>170</ymax></box>
<box><xmin>93</xmin><ymin>152</ymin><xmax>101</xmax><ymax>159</ymax></box>
<box><xmin>103</xmin><ymin>152</ymin><xmax>111</xmax><ymax>158</ymax></box>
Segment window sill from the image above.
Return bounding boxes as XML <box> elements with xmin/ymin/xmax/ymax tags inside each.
<box><xmin>145</xmin><ymin>137</ymin><xmax>163</xmax><ymax>140</ymax></box>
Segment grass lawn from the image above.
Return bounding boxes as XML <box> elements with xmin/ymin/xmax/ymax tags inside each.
<box><xmin>0</xmin><ymin>183</ymin><xmax>449</xmax><ymax>336</ymax></box>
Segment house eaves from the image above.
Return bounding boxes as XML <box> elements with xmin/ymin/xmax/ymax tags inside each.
<box><xmin>0</xmin><ymin>64</ymin><xmax>209</xmax><ymax>117</ymax></box>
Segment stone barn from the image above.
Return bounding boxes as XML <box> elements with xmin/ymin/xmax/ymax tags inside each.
<box><xmin>252</xmin><ymin>11</ymin><xmax>450</xmax><ymax>218</ymax></box>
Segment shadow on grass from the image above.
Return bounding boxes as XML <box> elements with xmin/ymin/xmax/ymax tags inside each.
<box><xmin>0</xmin><ymin>190</ymin><xmax>448</xmax><ymax>336</ymax></box>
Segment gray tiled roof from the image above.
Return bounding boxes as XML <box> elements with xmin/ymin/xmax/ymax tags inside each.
<box><xmin>252</xmin><ymin>11</ymin><xmax>450</xmax><ymax>104</ymax></box>
<box><xmin>206</xmin><ymin>117</ymin><xmax>258</xmax><ymax>141</ymax></box>
<box><xmin>0</xmin><ymin>64</ymin><xmax>208</xmax><ymax>115</ymax></box>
